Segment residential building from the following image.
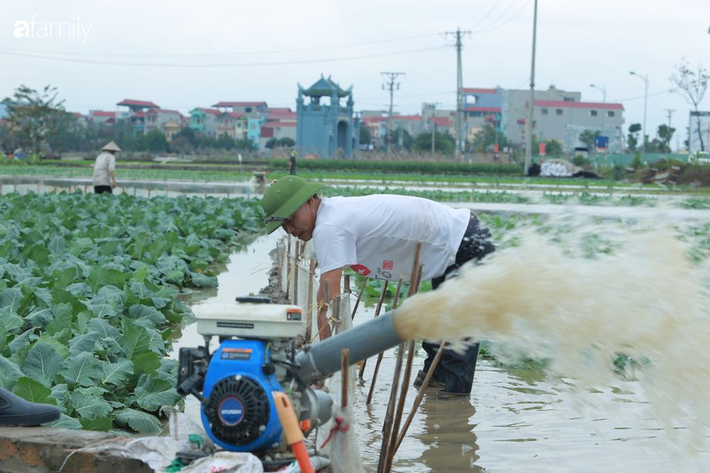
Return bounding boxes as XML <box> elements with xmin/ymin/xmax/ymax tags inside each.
<box><xmin>296</xmin><ymin>75</ymin><xmax>359</xmax><ymax>158</ymax></box>
<box><xmin>189</xmin><ymin>108</ymin><xmax>221</xmax><ymax>137</ymax></box>
<box><xmin>463</xmin><ymin>86</ymin><xmax>625</xmax><ymax>153</ymax></box>
<box><xmin>163</xmin><ymin>120</ymin><xmax>181</xmax><ymax>142</ymax></box>
<box><xmin>247</xmin><ymin>116</ymin><xmax>267</xmax><ymax>145</ymax></box>
<box><xmin>259</xmin><ymin>122</ymin><xmax>297</xmax><ymax>149</ymax></box>
<box><xmin>217</xmin><ymin>112</ymin><xmax>247</xmax><ymax>140</ymax></box>
<box><xmin>145</xmin><ymin>109</ymin><xmax>184</xmax><ymax>135</ymax></box>
<box><xmin>212</xmin><ymin>101</ymin><xmax>267</xmax><ymax>115</ymax></box>
<box><xmin>117</xmin><ymin>99</ymin><xmax>159</xmax><ymax>114</ymax></box>
<box><xmin>88</xmin><ymin>111</ymin><xmax>116</xmax><ymax>125</ymax></box>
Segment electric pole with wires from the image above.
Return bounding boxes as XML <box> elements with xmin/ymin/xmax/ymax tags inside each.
<box><xmin>445</xmin><ymin>27</ymin><xmax>471</xmax><ymax>162</ymax></box>
<box><xmin>381</xmin><ymin>72</ymin><xmax>405</xmax><ymax>155</ymax></box>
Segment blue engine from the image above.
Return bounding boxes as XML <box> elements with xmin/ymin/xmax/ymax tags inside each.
<box><xmin>200</xmin><ymin>340</ymin><xmax>283</xmax><ymax>452</ymax></box>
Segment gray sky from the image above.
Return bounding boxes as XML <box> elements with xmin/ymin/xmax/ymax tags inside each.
<box><xmin>1</xmin><ymin>0</ymin><xmax>709</xmax><ymax>146</ymax></box>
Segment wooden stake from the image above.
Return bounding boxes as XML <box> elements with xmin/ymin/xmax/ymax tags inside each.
<box><xmin>286</xmin><ymin>237</ymin><xmax>292</xmax><ymax>300</ymax></box>
<box><xmin>350</xmin><ymin>277</ymin><xmax>368</xmax><ymax>320</ymax></box>
<box><xmin>293</xmin><ymin>241</ymin><xmax>300</xmax><ymax>305</ymax></box>
<box><xmin>343</xmin><ymin>274</ymin><xmax>351</xmax><ymax>294</ymax></box>
<box><xmin>305</xmin><ymin>258</ymin><xmax>316</xmax><ymax>342</ymax></box>
<box><xmin>341</xmin><ymin>348</ymin><xmax>349</xmax><ymax>409</ymax></box>
<box><xmin>395</xmin><ymin>341</ymin><xmax>448</xmax><ymax>453</ymax></box>
<box><xmin>358</xmin><ymin>280</ymin><xmax>388</xmax><ymax>379</ymax></box>
<box><xmin>367</xmin><ymin>278</ymin><xmax>403</xmax><ymax>405</ymax></box>
<box><xmin>376</xmin><ymin>341</ymin><xmax>404</xmax><ymax>473</ymax></box>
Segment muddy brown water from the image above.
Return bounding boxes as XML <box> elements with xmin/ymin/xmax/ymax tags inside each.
<box><xmin>169</xmin><ymin>232</ymin><xmax>710</xmax><ymax>472</ymax></box>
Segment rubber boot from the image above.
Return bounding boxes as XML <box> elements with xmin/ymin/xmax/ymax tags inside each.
<box><xmin>0</xmin><ymin>389</ymin><xmax>60</xmax><ymax>427</ymax></box>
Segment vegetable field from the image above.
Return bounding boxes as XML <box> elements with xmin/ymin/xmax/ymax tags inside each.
<box><xmin>0</xmin><ymin>192</ymin><xmax>263</xmax><ymax>433</ymax></box>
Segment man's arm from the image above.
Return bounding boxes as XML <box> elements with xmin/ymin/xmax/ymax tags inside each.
<box><xmin>110</xmin><ymin>170</ymin><xmax>117</xmax><ymax>189</ymax></box>
<box><xmin>316</xmin><ymin>267</ymin><xmax>343</xmax><ymax>340</ymax></box>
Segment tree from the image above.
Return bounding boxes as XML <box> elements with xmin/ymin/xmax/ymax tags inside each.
<box><xmin>543</xmin><ymin>139</ymin><xmax>563</xmax><ymax>157</ymax></box>
<box><xmin>144</xmin><ymin>130</ymin><xmax>168</xmax><ymax>153</ymax></box>
<box><xmin>627</xmin><ymin>123</ymin><xmax>642</xmax><ymax>152</ymax></box>
<box><xmin>412</xmin><ymin>131</ymin><xmax>455</xmax><ymax>155</ymax></box>
<box><xmin>359</xmin><ymin>126</ymin><xmax>371</xmax><ymax>145</ymax></box>
<box><xmin>671</xmin><ymin>59</ymin><xmax>708</xmax><ymax>151</ymax></box>
<box><xmin>471</xmin><ymin>124</ymin><xmax>510</xmax><ymax>153</ymax></box>
<box><xmin>578</xmin><ymin>129</ymin><xmax>601</xmax><ymax>152</ymax></box>
<box><xmin>175</xmin><ymin>126</ymin><xmax>199</xmax><ymax>148</ymax></box>
<box><xmin>216</xmin><ymin>133</ymin><xmax>236</xmax><ymax>150</ymax></box>
<box><xmin>385</xmin><ymin>129</ymin><xmax>413</xmax><ymax>151</ymax></box>
<box><xmin>2</xmin><ymin>84</ymin><xmax>65</xmax><ymax>154</ymax></box>
<box><xmin>278</xmin><ymin>137</ymin><xmax>295</xmax><ymax>148</ymax></box>
<box><xmin>656</xmin><ymin>124</ymin><xmax>676</xmax><ymax>153</ymax></box>
<box><xmin>265</xmin><ymin>138</ymin><xmax>279</xmax><ymax>149</ymax></box>
<box><xmin>235</xmin><ymin>139</ymin><xmax>256</xmax><ymax>151</ymax></box>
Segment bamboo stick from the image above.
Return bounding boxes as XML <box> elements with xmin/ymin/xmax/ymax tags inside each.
<box><xmin>367</xmin><ymin>278</ymin><xmax>403</xmax><ymax>405</ymax></box>
<box><xmin>358</xmin><ymin>280</ymin><xmax>388</xmax><ymax>379</ymax></box>
<box><xmin>341</xmin><ymin>348</ymin><xmax>349</xmax><ymax>409</ymax></box>
<box><xmin>286</xmin><ymin>237</ymin><xmax>292</xmax><ymax>300</ymax></box>
<box><xmin>376</xmin><ymin>341</ymin><xmax>404</xmax><ymax>473</ymax></box>
<box><xmin>350</xmin><ymin>277</ymin><xmax>368</xmax><ymax>320</ymax></box>
<box><xmin>394</xmin><ymin>341</ymin><xmax>448</xmax><ymax>453</ymax></box>
<box><xmin>293</xmin><ymin>241</ymin><xmax>300</xmax><ymax>305</ymax></box>
<box><xmin>305</xmin><ymin>258</ymin><xmax>316</xmax><ymax>342</ymax></box>
<box><xmin>343</xmin><ymin>274</ymin><xmax>350</xmax><ymax>294</ymax></box>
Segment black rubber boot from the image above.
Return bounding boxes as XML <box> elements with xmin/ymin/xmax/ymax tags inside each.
<box><xmin>413</xmin><ymin>370</ymin><xmax>445</xmax><ymax>389</ymax></box>
<box><xmin>0</xmin><ymin>389</ymin><xmax>60</xmax><ymax>427</ymax></box>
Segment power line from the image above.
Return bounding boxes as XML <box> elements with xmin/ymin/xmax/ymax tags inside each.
<box><xmin>0</xmin><ymin>46</ymin><xmax>445</xmax><ymax>68</ymax></box>
<box><xmin>472</xmin><ymin>0</ymin><xmax>522</xmax><ymax>33</ymax></box>
<box><xmin>473</xmin><ymin>0</ymin><xmax>533</xmax><ymax>34</ymax></box>
<box><xmin>609</xmin><ymin>88</ymin><xmax>677</xmax><ymax>102</ymax></box>
<box><xmin>0</xmin><ymin>33</ymin><xmax>442</xmax><ymax>58</ymax></box>
<box><xmin>470</xmin><ymin>0</ymin><xmax>506</xmax><ymax>29</ymax></box>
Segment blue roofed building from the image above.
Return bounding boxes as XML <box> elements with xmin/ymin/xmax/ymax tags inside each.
<box><xmin>296</xmin><ymin>75</ymin><xmax>359</xmax><ymax>158</ymax></box>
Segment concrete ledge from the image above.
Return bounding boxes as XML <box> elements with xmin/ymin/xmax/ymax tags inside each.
<box><xmin>0</xmin><ymin>427</ymin><xmax>153</xmax><ymax>473</ymax></box>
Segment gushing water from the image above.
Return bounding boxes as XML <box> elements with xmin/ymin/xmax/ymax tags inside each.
<box><xmin>396</xmin><ymin>221</ymin><xmax>710</xmax><ymax>447</ymax></box>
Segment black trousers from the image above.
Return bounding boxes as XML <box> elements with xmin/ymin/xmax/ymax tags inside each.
<box><xmin>94</xmin><ymin>186</ymin><xmax>112</xmax><ymax>194</ymax></box>
<box><xmin>422</xmin><ymin>213</ymin><xmax>495</xmax><ymax>394</ymax></box>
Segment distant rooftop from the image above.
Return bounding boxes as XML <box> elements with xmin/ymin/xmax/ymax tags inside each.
<box><xmin>117</xmin><ymin>99</ymin><xmax>159</xmax><ymax>108</ymax></box>
<box><xmin>534</xmin><ymin>100</ymin><xmax>624</xmax><ymax>111</ymax></box>
<box><xmin>462</xmin><ymin>88</ymin><xmax>498</xmax><ymax>95</ymax></box>
<box><xmin>212</xmin><ymin>101</ymin><xmax>267</xmax><ymax>108</ymax></box>
<box><xmin>301</xmin><ymin>75</ymin><xmax>351</xmax><ymax>98</ymax></box>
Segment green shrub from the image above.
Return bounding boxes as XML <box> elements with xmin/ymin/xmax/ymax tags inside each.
<box><xmin>268</xmin><ymin>159</ymin><xmax>523</xmax><ymax>176</ymax></box>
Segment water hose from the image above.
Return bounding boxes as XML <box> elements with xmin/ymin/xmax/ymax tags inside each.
<box><xmin>273</xmin><ymin>391</ymin><xmax>315</xmax><ymax>473</ymax></box>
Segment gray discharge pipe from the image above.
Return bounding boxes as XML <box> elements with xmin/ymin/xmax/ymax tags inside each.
<box><xmin>294</xmin><ymin>311</ymin><xmax>404</xmax><ymax>384</ymax></box>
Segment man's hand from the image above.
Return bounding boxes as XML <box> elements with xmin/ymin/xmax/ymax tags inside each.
<box><xmin>316</xmin><ymin>268</ymin><xmax>343</xmax><ymax>341</ymax></box>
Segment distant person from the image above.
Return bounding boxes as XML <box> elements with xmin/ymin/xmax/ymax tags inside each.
<box><xmin>93</xmin><ymin>141</ymin><xmax>120</xmax><ymax>194</ymax></box>
<box><xmin>262</xmin><ymin>176</ymin><xmax>495</xmax><ymax>396</ymax></box>
<box><xmin>288</xmin><ymin>150</ymin><xmax>297</xmax><ymax>175</ymax></box>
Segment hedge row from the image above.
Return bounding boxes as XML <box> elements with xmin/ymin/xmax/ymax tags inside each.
<box><xmin>269</xmin><ymin>159</ymin><xmax>524</xmax><ymax>176</ymax></box>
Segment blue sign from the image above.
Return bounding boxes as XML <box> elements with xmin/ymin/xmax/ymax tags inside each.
<box><xmin>218</xmin><ymin>396</ymin><xmax>245</xmax><ymax>426</ymax></box>
<box><xmin>595</xmin><ymin>136</ymin><xmax>609</xmax><ymax>150</ymax></box>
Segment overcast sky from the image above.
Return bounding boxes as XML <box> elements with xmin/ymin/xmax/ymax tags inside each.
<box><xmin>1</xmin><ymin>0</ymin><xmax>708</xmax><ymax>145</ymax></box>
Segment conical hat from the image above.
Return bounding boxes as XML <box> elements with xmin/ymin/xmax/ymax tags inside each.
<box><xmin>102</xmin><ymin>141</ymin><xmax>122</xmax><ymax>152</ymax></box>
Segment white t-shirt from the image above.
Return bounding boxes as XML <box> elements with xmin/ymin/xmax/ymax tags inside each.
<box><xmin>312</xmin><ymin>195</ymin><xmax>470</xmax><ymax>281</ymax></box>
<box><xmin>92</xmin><ymin>152</ymin><xmax>116</xmax><ymax>186</ymax></box>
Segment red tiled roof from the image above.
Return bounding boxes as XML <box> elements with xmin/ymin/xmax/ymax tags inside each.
<box><xmin>212</xmin><ymin>101</ymin><xmax>267</xmax><ymax>108</ymax></box>
<box><xmin>146</xmin><ymin>108</ymin><xmax>182</xmax><ymax>116</ymax></box>
<box><xmin>430</xmin><ymin>116</ymin><xmax>452</xmax><ymax>126</ymax></box>
<box><xmin>534</xmin><ymin>100</ymin><xmax>624</xmax><ymax>111</ymax></box>
<box><xmin>462</xmin><ymin>88</ymin><xmax>498</xmax><ymax>95</ymax></box>
<box><xmin>117</xmin><ymin>99</ymin><xmax>159</xmax><ymax>108</ymax></box>
<box><xmin>261</xmin><ymin>122</ymin><xmax>297</xmax><ymax>128</ymax></box>
<box><xmin>391</xmin><ymin>115</ymin><xmax>422</xmax><ymax>121</ymax></box>
<box><xmin>198</xmin><ymin>108</ymin><xmax>222</xmax><ymax>116</ymax></box>
<box><xmin>363</xmin><ymin>116</ymin><xmax>387</xmax><ymax>123</ymax></box>
<box><xmin>90</xmin><ymin>111</ymin><xmax>116</xmax><ymax>117</ymax></box>
<box><xmin>226</xmin><ymin>112</ymin><xmax>245</xmax><ymax>118</ymax></box>
<box><xmin>265</xmin><ymin>107</ymin><xmax>292</xmax><ymax>113</ymax></box>
<box><xmin>71</xmin><ymin>112</ymin><xmax>84</xmax><ymax>118</ymax></box>
<box><xmin>267</xmin><ymin>111</ymin><xmax>297</xmax><ymax>119</ymax></box>
<box><xmin>465</xmin><ymin>106</ymin><xmax>501</xmax><ymax>113</ymax></box>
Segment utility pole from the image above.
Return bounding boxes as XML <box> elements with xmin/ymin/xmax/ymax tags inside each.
<box><xmin>630</xmin><ymin>71</ymin><xmax>649</xmax><ymax>157</ymax></box>
<box><xmin>665</xmin><ymin>108</ymin><xmax>676</xmax><ymax>152</ymax></box>
<box><xmin>425</xmin><ymin>102</ymin><xmax>441</xmax><ymax>154</ymax></box>
<box><xmin>381</xmin><ymin>72</ymin><xmax>404</xmax><ymax>155</ymax></box>
<box><xmin>524</xmin><ymin>0</ymin><xmax>539</xmax><ymax>176</ymax></box>
<box><xmin>445</xmin><ymin>27</ymin><xmax>470</xmax><ymax>162</ymax></box>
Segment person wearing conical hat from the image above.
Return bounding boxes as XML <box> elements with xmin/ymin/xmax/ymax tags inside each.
<box><xmin>92</xmin><ymin>141</ymin><xmax>121</xmax><ymax>194</ymax></box>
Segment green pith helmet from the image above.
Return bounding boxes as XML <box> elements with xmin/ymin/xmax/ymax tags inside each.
<box><xmin>262</xmin><ymin>176</ymin><xmax>323</xmax><ymax>234</ymax></box>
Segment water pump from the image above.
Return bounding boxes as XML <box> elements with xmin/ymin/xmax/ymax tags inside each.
<box><xmin>177</xmin><ymin>296</ymin><xmax>404</xmax><ymax>454</ymax></box>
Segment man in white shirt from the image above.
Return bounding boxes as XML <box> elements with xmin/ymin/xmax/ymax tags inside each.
<box><xmin>92</xmin><ymin>141</ymin><xmax>120</xmax><ymax>194</ymax></box>
<box><xmin>263</xmin><ymin>176</ymin><xmax>495</xmax><ymax>395</ymax></box>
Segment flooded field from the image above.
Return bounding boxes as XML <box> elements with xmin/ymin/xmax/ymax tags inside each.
<box><xmin>170</xmin><ymin>228</ymin><xmax>710</xmax><ymax>472</ymax></box>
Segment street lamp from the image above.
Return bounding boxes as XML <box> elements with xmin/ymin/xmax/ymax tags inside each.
<box><xmin>629</xmin><ymin>71</ymin><xmax>649</xmax><ymax>156</ymax></box>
